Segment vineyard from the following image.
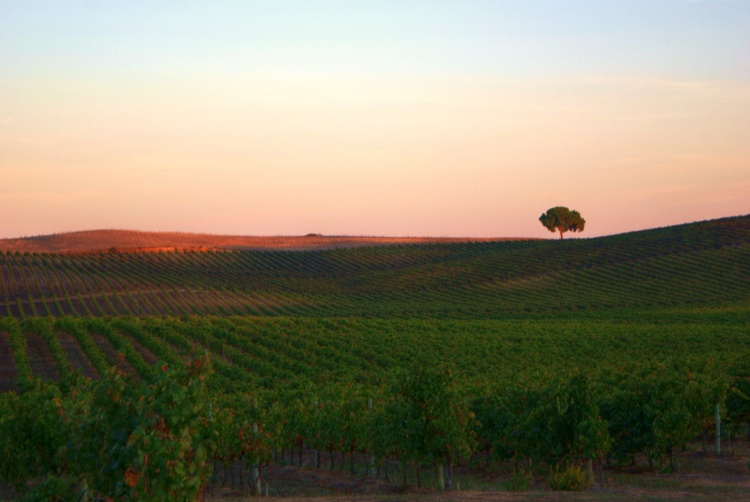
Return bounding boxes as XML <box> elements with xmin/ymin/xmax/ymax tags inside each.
<box><xmin>1</xmin><ymin>215</ymin><xmax>749</xmax><ymax>320</ymax></box>
<box><xmin>1</xmin><ymin>215</ymin><xmax>750</xmax><ymax>500</ymax></box>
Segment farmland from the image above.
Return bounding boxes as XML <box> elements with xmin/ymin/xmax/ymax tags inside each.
<box><xmin>1</xmin><ymin>215</ymin><xmax>750</xmax><ymax>500</ymax></box>
<box><xmin>1</xmin><ymin>215</ymin><xmax>748</xmax><ymax>320</ymax></box>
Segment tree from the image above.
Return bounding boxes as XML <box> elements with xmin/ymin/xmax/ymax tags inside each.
<box><xmin>539</xmin><ymin>207</ymin><xmax>585</xmax><ymax>239</ymax></box>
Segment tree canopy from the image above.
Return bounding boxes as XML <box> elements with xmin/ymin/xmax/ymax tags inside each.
<box><xmin>539</xmin><ymin>207</ymin><xmax>586</xmax><ymax>239</ymax></box>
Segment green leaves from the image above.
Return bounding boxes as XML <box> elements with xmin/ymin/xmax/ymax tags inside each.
<box><xmin>0</xmin><ymin>382</ymin><xmax>65</xmax><ymax>494</ymax></box>
<box><xmin>539</xmin><ymin>206</ymin><xmax>586</xmax><ymax>239</ymax></box>
<box><xmin>601</xmin><ymin>361</ymin><xmax>728</xmax><ymax>471</ymax></box>
<box><xmin>0</xmin><ymin>356</ymin><xmax>215</xmax><ymax>501</ymax></box>
<box><xmin>388</xmin><ymin>367</ymin><xmax>476</xmax><ymax>465</ymax></box>
<box><xmin>474</xmin><ymin>373</ymin><xmax>610</xmax><ymax>468</ymax></box>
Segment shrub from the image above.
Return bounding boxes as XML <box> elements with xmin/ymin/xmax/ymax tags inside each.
<box><xmin>504</xmin><ymin>469</ymin><xmax>532</xmax><ymax>492</ymax></box>
<box><xmin>547</xmin><ymin>463</ymin><xmax>590</xmax><ymax>492</ymax></box>
<box><xmin>22</xmin><ymin>476</ymin><xmax>74</xmax><ymax>502</ymax></box>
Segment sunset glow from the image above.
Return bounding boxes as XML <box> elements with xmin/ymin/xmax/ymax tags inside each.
<box><xmin>2</xmin><ymin>1</ymin><xmax>748</xmax><ymax>239</ymax></box>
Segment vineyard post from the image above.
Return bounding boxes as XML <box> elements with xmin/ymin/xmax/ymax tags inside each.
<box><xmin>78</xmin><ymin>479</ymin><xmax>89</xmax><ymax>502</ymax></box>
<box><xmin>436</xmin><ymin>461</ymin><xmax>445</xmax><ymax>490</ymax></box>
<box><xmin>715</xmin><ymin>403</ymin><xmax>721</xmax><ymax>455</ymax></box>
<box><xmin>368</xmin><ymin>397</ymin><xmax>376</xmax><ymax>478</ymax></box>
<box><xmin>251</xmin><ymin>398</ymin><xmax>261</xmax><ymax>495</ymax></box>
<box><xmin>314</xmin><ymin>400</ymin><xmax>321</xmax><ymax>469</ymax></box>
<box><xmin>252</xmin><ymin>422</ymin><xmax>261</xmax><ymax>495</ymax></box>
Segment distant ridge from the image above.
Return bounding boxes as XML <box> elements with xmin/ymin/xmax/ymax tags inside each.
<box><xmin>0</xmin><ymin>229</ymin><xmax>533</xmax><ymax>254</ymax></box>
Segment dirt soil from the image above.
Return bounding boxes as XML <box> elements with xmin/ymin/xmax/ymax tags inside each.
<box><xmin>206</xmin><ymin>443</ymin><xmax>750</xmax><ymax>502</ymax></box>
<box><xmin>0</xmin><ymin>331</ymin><xmax>19</xmax><ymax>393</ymax></box>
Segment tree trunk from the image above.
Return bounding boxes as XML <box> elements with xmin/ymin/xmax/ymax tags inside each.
<box><xmin>558</xmin><ymin>227</ymin><xmax>564</xmax><ymax>239</ymax></box>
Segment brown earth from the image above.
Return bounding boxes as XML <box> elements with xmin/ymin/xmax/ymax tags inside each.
<box><xmin>57</xmin><ymin>332</ymin><xmax>99</xmax><ymax>379</ymax></box>
<box><xmin>91</xmin><ymin>335</ymin><xmax>138</xmax><ymax>378</ymax></box>
<box><xmin>0</xmin><ymin>230</ymin><xmax>537</xmax><ymax>254</ymax></box>
<box><xmin>0</xmin><ymin>331</ymin><xmax>19</xmax><ymax>393</ymax></box>
<box><xmin>24</xmin><ymin>332</ymin><xmax>60</xmax><ymax>381</ymax></box>
<box><xmin>205</xmin><ymin>442</ymin><xmax>750</xmax><ymax>502</ymax></box>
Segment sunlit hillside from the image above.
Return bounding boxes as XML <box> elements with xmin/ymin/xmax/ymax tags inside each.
<box><xmin>1</xmin><ymin>215</ymin><xmax>748</xmax><ymax>320</ymax></box>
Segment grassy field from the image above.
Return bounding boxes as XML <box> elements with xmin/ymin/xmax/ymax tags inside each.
<box><xmin>0</xmin><ymin>215</ymin><xmax>749</xmax><ymax>500</ymax></box>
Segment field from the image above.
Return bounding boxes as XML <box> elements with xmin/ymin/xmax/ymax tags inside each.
<box><xmin>1</xmin><ymin>215</ymin><xmax>750</xmax><ymax>500</ymax></box>
<box><xmin>0</xmin><ymin>229</ymin><xmax>522</xmax><ymax>254</ymax></box>
<box><xmin>1</xmin><ymin>217</ymin><xmax>748</xmax><ymax>320</ymax></box>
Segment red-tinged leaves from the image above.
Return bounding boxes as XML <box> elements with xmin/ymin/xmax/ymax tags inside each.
<box><xmin>124</xmin><ymin>467</ymin><xmax>140</xmax><ymax>488</ymax></box>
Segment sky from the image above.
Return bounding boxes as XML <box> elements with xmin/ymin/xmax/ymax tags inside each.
<box><xmin>1</xmin><ymin>1</ymin><xmax>749</xmax><ymax>239</ymax></box>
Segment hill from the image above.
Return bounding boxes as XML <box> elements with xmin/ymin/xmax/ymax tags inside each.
<box><xmin>0</xmin><ymin>215</ymin><xmax>748</xmax><ymax>320</ymax></box>
<box><xmin>1</xmin><ymin>215</ymin><xmax>750</xmax><ymax>501</ymax></box>
<box><xmin>0</xmin><ymin>229</ymin><xmax>525</xmax><ymax>254</ymax></box>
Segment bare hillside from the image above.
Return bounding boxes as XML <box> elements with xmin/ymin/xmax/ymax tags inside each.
<box><xmin>0</xmin><ymin>230</ymin><xmax>529</xmax><ymax>254</ymax></box>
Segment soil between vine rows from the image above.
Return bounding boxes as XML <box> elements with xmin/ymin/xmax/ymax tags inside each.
<box><xmin>204</xmin><ymin>441</ymin><xmax>750</xmax><ymax>502</ymax></box>
<box><xmin>0</xmin><ymin>332</ymin><xmax>18</xmax><ymax>393</ymax></box>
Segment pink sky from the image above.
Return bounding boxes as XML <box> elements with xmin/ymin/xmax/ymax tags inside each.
<box><xmin>2</xmin><ymin>2</ymin><xmax>749</xmax><ymax>239</ymax></box>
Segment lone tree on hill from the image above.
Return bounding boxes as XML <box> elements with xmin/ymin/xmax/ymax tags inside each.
<box><xmin>539</xmin><ymin>206</ymin><xmax>586</xmax><ymax>239</ymax></box>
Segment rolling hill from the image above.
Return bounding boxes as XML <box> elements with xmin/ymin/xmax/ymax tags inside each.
<box><xmin>1</xmin><ymin>215</ymin><xmax>750</xmax><ymax>500</ymax></box>
<box><xmin>0</xmin><ymin>215</ymin><xmax>748</xmax><ymax>320</ymax></box>
<box><xmin>0</xmin><ymin>229</ymin><xmax>523</xmax><ymax>254</ymax></box>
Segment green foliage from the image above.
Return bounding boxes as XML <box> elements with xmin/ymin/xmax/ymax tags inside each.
<box><xmin>725</xmin><ymin>358</ymin><xmax>750</xmax><ymax>435</ymax></box>
<box><xmin>62</xmin><ymin>357</ymin><xmax>215</xmax><ymax>501</ymax></box>
<box><xmin>473</xmin><ymin>373</ymin><xmax>611</xmax><ymax>467</ymax></box>
<box><xmin>504</xmin><ymin>469</ymin><xmax>532</xmax><ymax>492</ymax></box>
<box><xmin>388</xmin><ymin>367</ymin><xmax>476</xmax><ymax>466</ymax></box>
<box><xmin>23</xmin><ymin>317</ymin><xmax>80</xmax><ymax>391</ymax></box>
<box><xmin>547</xmin><ymin>463</ymin><xmax>590</xmax><ymax>491</ymax></box>
<box><xmin>212</xmin><ymin>393</ymin><xmax>273</xmax><ymax>471</ymax></box>
<box><xmin>0</xmin><ymin>316</ymin><xmax>33</xmax><ymax>389</ymax></box>
<box><xmin>0</xmin><ymin>382</ymin><xmax>65</xmax><ymax>493</ymax></box>
<box><xmin>601</xmin><ymin>361</ymin><xmax>727</xmax><ymax>471</ymax></box>
<box><xmin>0</xmin><ymin>356</ymin><xmax>214</xmax><ymax>501</ymax></box>
<box><xmin>0</xmin><ymin>215</ymin><xmax>748</xmax><ymax>320</ymax></box>
<box><xmin>539</xmin><ymin>206</ymin><xmax>586</xmax><ymax>239</ymax></box>
<box><xmin>0</xmin><ymin>293</ymin><xmax>749</xmax><ymax>494</ymax></box>
<box><xmin>54</xmin><ymin>316</ymin><xmax>111</xmax><ymax>376</ymax></box>
<box><xmin>21</xmin><ymin>475</ymin><xmax>74</xmax><ymax>502</ymax></box>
